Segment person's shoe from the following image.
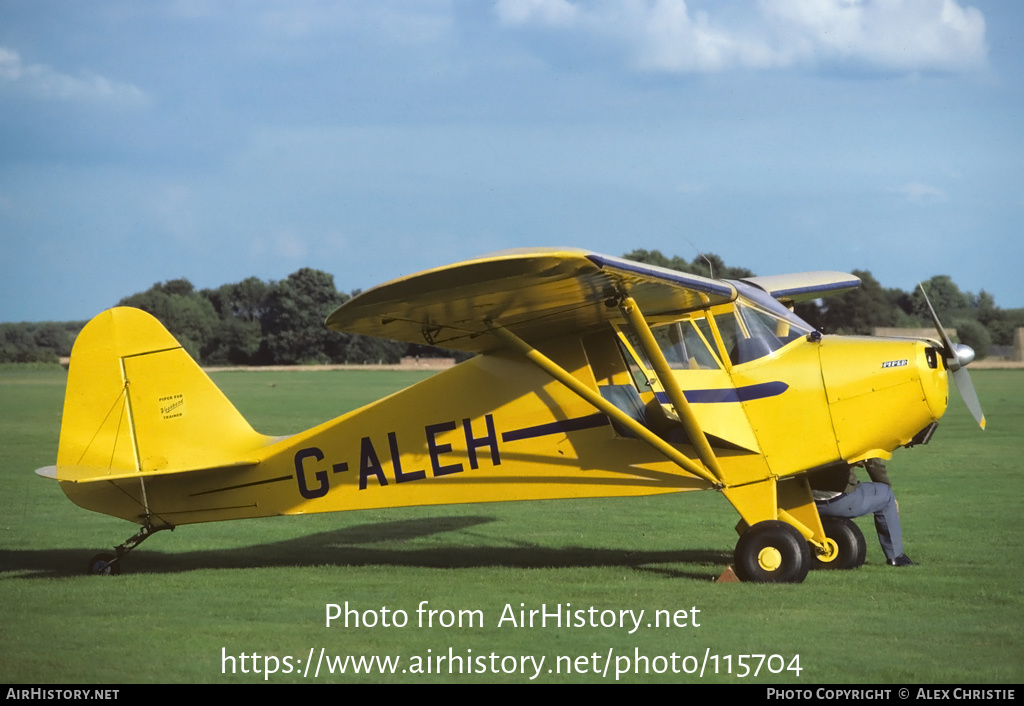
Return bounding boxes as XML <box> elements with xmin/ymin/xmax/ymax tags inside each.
<box><xmin>888</xmin><ymin>554</ymin><xmax>916</xmax><ymax>567</ymax></box>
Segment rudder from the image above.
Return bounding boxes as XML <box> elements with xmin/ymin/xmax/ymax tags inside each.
<box><xmin>57</xmin><ymin>307</ymin><xmax>273</xmax><ymax>483</ymax></box>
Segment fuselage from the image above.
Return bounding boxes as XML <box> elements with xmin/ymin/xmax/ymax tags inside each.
<box><xmin>54</xmin><ymin>297</ymin><xmax>950</xmax><ymax>529</ymax></box>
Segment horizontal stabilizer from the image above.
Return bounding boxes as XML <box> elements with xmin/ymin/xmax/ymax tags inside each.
<box><xmin>55</xmin><ymin>460</ymin><xmax>262</xmax><ymax>484</ymax></box>
<box><xmin>34</xmin><ymin>465</ymin><xmax>57</xmax><ymax>480</ymax></box>
<box><xmin>741</xmin><ymin>272</ymin><xmax>860</xmax><ymax>303</ymax></box>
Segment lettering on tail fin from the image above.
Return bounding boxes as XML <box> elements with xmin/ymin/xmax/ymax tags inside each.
<box><xmin>159</xmin><ymin>394</ymin><xmax>186</xmax><ymax>419</ymax></box>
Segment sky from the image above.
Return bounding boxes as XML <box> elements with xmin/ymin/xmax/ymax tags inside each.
<box><xmin>1</xmin><ymin>0</ymin><xmax>1022</xmax><ymax>323</ymax></box>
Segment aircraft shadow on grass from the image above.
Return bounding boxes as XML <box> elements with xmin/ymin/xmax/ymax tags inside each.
<box><xmin>1</xmin><ymin>515</ymin><xmax>731</xmax><ymax>582</ymax></box>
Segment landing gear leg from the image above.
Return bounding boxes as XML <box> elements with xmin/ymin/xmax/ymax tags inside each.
<box><xmin>86</xmin><ymin>521</ymin><xmax>172</xmax><ymax>576</ymax></box>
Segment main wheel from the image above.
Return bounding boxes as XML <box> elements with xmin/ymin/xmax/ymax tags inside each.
<box><xmin>734</xmin><ymin>520</ymin><xmax>811</xmax><ymax>583</ymax></box>
<box><xmin>810</xmin><ymin>517</ymin><xmax>866</xmax><ymax>570</ymax></box>
<box><xmin>87</xmin><ymin>552</ymin><xmax>121</xmax><ymax>576</ymax></box>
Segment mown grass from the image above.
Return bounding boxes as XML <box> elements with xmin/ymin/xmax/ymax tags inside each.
<box><xmin>0</xmin><ymin>367</ymin><xmax>1021</xmax><ymax>683</ymax></box>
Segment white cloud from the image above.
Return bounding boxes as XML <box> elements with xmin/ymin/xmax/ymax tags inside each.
<box><xmin>494</xmin><ymin>0</ymin><xmax>987</xmax><ymax>74</ymax></box>
<box><xmin>0</xmin><ymin>47</ymin><xmax>150</xmax><ymax>107</ymax></box>
<box><xmin>633</xmin><ymin>1</ymin><xmax>779</xmax><ymax>72</ymax></box>
<box><xmin>892</xmin><ymin>182</ymin><xmax>948</xmax><ymax>203</ymax></box>
<box><xmin>273</xmin><ymin>228</ymin><xmax>310</xmax><ymax>260</ymax></box>
<box><xmin>496</xmin><ymin>0</ymin><xmax>581</xmax><ymax>27</ymax></box>
<box><xmin>759</xmin><ymin>0</ymin><xmax>988</xmax><ymax>72</ymax></box>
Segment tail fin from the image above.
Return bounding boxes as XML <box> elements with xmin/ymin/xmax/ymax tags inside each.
<box><xmin>56</xmin><ymin>307</ymin><xmax>272</xmax><ymax>483</ymax></box>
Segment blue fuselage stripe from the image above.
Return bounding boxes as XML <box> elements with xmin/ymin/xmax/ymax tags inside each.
<box><xmin>657</xmin><ymin>381</ymin><xmax>789</xmax><ymax>404</ymax></box>
<box><xmin>501</xmin><ymin>382</ymin><xmax>787</xmax><ymax>443</ymax></box>
<box><xmin>502</xmin><ymin>413</ymin><xmax>609</xmax><ymax>442</ymax></box>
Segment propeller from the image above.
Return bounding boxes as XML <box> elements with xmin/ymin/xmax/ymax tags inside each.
<box><xmin>919</xmin><ymin>283</ymin><xmax>986</xmax><ymax>429</ymax></box>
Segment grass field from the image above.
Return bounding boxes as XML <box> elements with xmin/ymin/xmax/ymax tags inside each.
<box><xmin>1</xmin><ymin>365</ymin><xmax>1021</xmax><ymax>684</ymax></box>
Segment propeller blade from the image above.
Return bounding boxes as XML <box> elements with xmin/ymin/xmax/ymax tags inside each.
<box><xmin>953</xmin><ymin>367</ymin><xmax>987</xmax><ymax>429</ymax></box>
<box><xmin>919</xmin><ymin>283</ymin><xmax>957</xmax><ymax>365</ymax></box>
<box><xmin>919</xmin><ymin>283</ymin><xmax>986</xmax><ymax>429</ymax></box>
<box><xmin>921</xmin><ymin>282</ymin><xmax>983</xmax><ymax>426</ymax></box>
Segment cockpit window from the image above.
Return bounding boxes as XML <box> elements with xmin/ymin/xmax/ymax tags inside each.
<box><xmin>616</xmin><ymin>282</ymin><xmax>816</xmax><ymax>372</ymax></box>
<box><xmin>731</xmin><ymin>280</ymin><xmax>816</xmax><ymax>334</ymax></box>
<box><xmin>727</xmin><ymin>300</ymin><xmax>814</xmax><ymax>364</ymax></box>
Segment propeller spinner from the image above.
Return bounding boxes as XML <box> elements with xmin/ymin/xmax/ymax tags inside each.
<box><xmin>919</xmin><ymin>284</ymin><xmax>986</xmax><ymax>429</ymax></box>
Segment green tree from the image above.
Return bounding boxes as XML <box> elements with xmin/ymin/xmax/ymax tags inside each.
<box><xmin>951</xmin><ymin>318</ymin><xmax>991</xmax><ymax>360</ymax></box>
<box><xmin>969</xmin><ymin>290</ymin><xmax>1022</xmax><ymax>348</ymax></box>
<box><xmin>259</xmin><ymin>268</ymin><xmax>349</xmax><ymax>364</ymax></box>
<box><xmin>0</xmin><ymin>324</ymin><xmax>57</xmax><ymax>363</ymax></box>
<box><xmin>204</xmin><ymin>277</ymin><xmax>269</xmax><ymax>323</ymax></box>
<box><xmin>119</xmin><ymin>279</ymin><xmax>219</xmax><ymax>361</ymax></box>
<box><xmin>201</xmin><ymin>278</ymin><xmax>271</xmax><ymax>364</ymax></box>
<box><xmin>622</xmin><ymin>249</ymin><xmax>754</xmax><ymax>279</ymax></box>
<box><xmin>911</xmin><ymin>275</ymin><xmax>971</xmax><ymax>321</ymax></box>
<box><xmin>817</xmin><ymin>270</ymin><xmax>903</xmax><ymax>335</ymax></box>
<box><xmin>622</xmin><ymin>249</ymin><xmax>697</xmax><ymax>274</ymax></box>
<box><xmin>343</xmin><ymin>334</ymin><xmax>406</xmax><ymax>365</ymax></box>
<box><xmin>201</xmin><ymin>317</ymin><xmax>263</xmax><ymax>365</ymax></box>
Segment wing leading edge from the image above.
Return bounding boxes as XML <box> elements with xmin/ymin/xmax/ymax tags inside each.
<box><xmin>326</xmin><ymin>248</ymin><xmax>737</xmax><ymax>353</ymax></box>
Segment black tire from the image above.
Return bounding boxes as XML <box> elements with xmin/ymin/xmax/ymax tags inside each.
<box><xmin>810</xmin><ymin>517</ymin><xmax>867</xmax><ymax>570</ymax></box>
<box><xmin>87</xmin><ymin>552</ymin><xmax>121</xmax><ymax>576</ymax></box>
<box><xmin>734</xmin><ymin>520</ymin><xmax>811</xmax><ymax>583</ymax></box>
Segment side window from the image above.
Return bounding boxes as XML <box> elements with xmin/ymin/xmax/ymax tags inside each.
<box><xmin>616</xmin><ymin>333</ymin><xmax>654</xmax><ymax>391</ymax></box>
<box><xmin>697</xmin><ymin>307</ymin><xmax>775</xmax><ymax>366</ymax></box>
<box><xmin>703</xmin><ymin>311</ymin><xmax>741</xmax><ymax>363</ymax></box>
<box><xmin>621</xmin><ymin>321</ymin><xmax>723</xmax><ymax>374</ymax></box>
<box><xmin>683</xmin><ymin>322</ymin><xmax>721</xmax><ymax>369</ymax></box>
<box><xmin>657</xmin><ymin>322</ymin><xmax>720</xmax><ymax>370</ymax></box>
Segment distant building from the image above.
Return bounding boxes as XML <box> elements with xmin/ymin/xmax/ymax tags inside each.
<box><xmin>400</xmin><ymin>356</ymin><xmax>456</xmax><ymax>369</ymax></box>
<box><xmin>872</xmin><ymin>327</ymin><xmax>956</xmax><ymax>340</ymax></box>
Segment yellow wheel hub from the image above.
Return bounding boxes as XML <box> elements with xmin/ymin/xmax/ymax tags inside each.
<box><xmin>757</xmin><ymin>546</ymin><xmax>783</xmax><ymax>571</ymax></box>
<box><xmin>816</xmin><ymin>538</ymin><xmax>840</xmax><ymax>563</ymax></box>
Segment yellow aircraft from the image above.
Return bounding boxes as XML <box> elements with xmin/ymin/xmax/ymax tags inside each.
<box><xmin>36</xmin><ymin>248</ymin><xmax>985</xmax><ymax>582</ymax></box>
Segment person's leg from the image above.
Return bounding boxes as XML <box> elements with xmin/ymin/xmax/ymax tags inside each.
<box><xmin>817</xmin><ymin>483</ymin><xmax>903</xmax><ymax>561</ymax></box>
<box><xmin>859</xmin><ymin>483</ymin><xmax>903</xmax><ymax>560</ymax></box>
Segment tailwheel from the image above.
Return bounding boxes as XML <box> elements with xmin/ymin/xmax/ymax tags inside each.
<box><xmin>810</xmin><ymin>517</ymin><xmax>866</xmax><ymax>570</ymax></box>
<box><xmin>734</xmin><ymin>520</ymin><xmax>811</xmax><ymax>583</ymax></box>
<box><xmin>87</xmin><ymin>552</ymin><xmax>121</xmax><ymax>576</ymax></box>
<box><xmin>84</xmin><ymin>520</ymin><xmax>172</xmax><ymax>576</ymax></box>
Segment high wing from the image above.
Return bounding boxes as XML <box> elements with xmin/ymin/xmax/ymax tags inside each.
<box><xmin>326</xmin><ymin>248</ymin><xmax>736</xmax><ymax>352</ymax></box>
<box><xmin>740</xmin><ymin>272</ymin><xmax>860</xmax><ymax>304</ymax></box>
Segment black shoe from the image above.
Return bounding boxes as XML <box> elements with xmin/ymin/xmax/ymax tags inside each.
<box><xmin>888</xmin><ymin>554</ymin><xmax>916</xmax><ymax>567</ymax></box>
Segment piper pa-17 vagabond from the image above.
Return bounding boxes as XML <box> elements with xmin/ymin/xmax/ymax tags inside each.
<box><xmin>36</xmin><ymin>249</ymin><xmax>985</xmax><ymax>582</ymax></box>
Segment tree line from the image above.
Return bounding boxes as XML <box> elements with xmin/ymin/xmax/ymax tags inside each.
<box><xmin>3</xmin><ymin>253</ymin><xmax>1022</xmax><ymax>365</ymax></box>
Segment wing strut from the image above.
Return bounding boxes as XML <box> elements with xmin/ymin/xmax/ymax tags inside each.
<box><xmin>618</xmin><ymin>296</ymin><xmax>725</xmax><ymax>483</ymax></box>
<box><xmin>487</xmin><ymin>322</ymin><xmax>722</xmax><ymax>488</ymax></box>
